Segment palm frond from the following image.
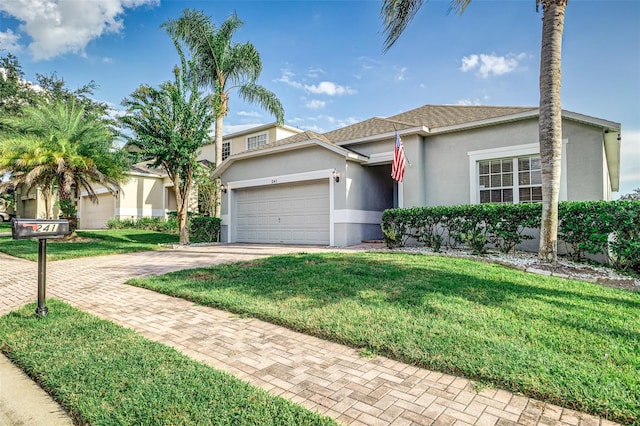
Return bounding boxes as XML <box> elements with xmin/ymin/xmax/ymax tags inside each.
<box><xmin>381</xmin><ymin>0</ymin><xmax>471</xmax><ymax>51</ymax></box>
<box><xmin>381</xmin><ymin>0</ymin><xmax>425</xmax><ymax>51</ymax></box>
<box><xmin>237</xmin><ymin>83</ymin><xmax>285</xmax><ymax>125</ymax></box>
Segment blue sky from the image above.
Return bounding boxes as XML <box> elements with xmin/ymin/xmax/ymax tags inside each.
<box><xmin>1</xmin><ymin>0</ymin><xmax>638</xmax><ymax>196</ymax></box>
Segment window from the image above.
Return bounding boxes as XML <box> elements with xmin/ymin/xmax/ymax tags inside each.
<box><xmin>222</xmin><ymin>141</ymin><xmax>231</xmax><ymax>161</ymax></box>
<box><xmin>247</xmin><ymin>133</ymin><xmax>267</xmax><ymax>150</ymax></box>
<box><xmin>478</xmin><ymin>155</ymin><xmax>542</xmax><ymax>204</ymax></box>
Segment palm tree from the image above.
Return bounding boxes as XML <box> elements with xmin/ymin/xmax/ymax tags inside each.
<box><xmin>162</xmin><ymin>9</ymin><xmax>285</xmax><ymax>216</ymax></box>
<box><xmin>0</xmin><ymin>98</ymin><xmax>129</xmax><ymax>230</ymax></box>
<box><xmin>119</xmin><ymin>50</ymin><xmax>215</xmax><ymax>244</ymax></box>
<box><xmin>381</xmin><ymin>0</ymin><xmax>568</xmax><ymax>264</ymax></box>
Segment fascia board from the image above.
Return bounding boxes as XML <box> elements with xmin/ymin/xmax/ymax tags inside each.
<box><xmin>126</xmin><ymin>171</ymin><xmax>167</xmax><ymax>179</ymax></box>
<box><xmin>429</xmin><ymin>110</ymin><xmax>621</xmax><ymax>135</ymax></box>
<box><xmin>562</xmin><ymin>111</ymin><xmax>621</xmax><ymax>130</ymax></box>
<box><xmin>335</xmin><ymin>126</ymin><xmax>429</xmax><ymax>146</ymax></box>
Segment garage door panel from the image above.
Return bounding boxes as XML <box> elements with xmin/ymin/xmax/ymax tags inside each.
<box><xmin>235</xmin><ymin>180</ymin><xmax>329</xmax><ymax>245</ymax></box>
<box><xmin>81</xmin><ymin>193</ymin><xmax>114</xmax><ymax>229</ymax></box>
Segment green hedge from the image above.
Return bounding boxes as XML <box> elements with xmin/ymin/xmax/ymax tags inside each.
<box><xmin>381</xmin><ymin>201</ymin><xmax>640</xmax><ymax>272</ymax></box>
<box><xmin>190</xmin><ymin>216</ymin><xmax>221</xmax><ymax>243</ymax></box>
<box><xmin>106</xmin><ymin>216</ymin><xmax>179</xmax><ymax>234</ymax></box>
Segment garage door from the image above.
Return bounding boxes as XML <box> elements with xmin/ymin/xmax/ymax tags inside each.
<box><xmin>235</xmin><ymin>179</ymin><xmax>329</xmax><ymax>245</ymax></box>
<box><xmin>81</xmin><ymin>193</ymin><xmax>114</xmax><ymax>229</ymax></box>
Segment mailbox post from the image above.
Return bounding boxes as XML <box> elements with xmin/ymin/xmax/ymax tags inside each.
<box><xmin>12</xmin><ymin>219</ymin><xmax>70</xmax><ymax>317</ymax></box>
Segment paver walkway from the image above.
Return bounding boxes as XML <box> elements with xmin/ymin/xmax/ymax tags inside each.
<box><xmin>0</xmin><ymin>244</ymin><xmax>619</xmax><ymax>426</ymax></box>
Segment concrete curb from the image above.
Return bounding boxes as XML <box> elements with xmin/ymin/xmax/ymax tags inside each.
<box><xmin>0</xmin><ymin>354</ymin><xmax>73</xmax><ymax>425</ymax></box>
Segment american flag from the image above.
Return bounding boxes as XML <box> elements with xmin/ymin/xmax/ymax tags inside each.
<box><xmin>391</xmin><ymin>131</ymin><xmax>406</xmax><ymax>182</ymax></box>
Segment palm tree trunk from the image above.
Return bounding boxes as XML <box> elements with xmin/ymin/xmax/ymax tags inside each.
<box><xmin>538</xmin><ymin>0</ymin><xmax>567</xmax><ymax>264</ymax></box>
<box><xmin>214</xmin><ymin>113</ymin><xmax>224</xmax><ymax>219</ymax></box>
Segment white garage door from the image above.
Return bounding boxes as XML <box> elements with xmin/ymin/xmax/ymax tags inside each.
<box><xmin>81</xmin><ymin>193</ymin><xmax>114</xmax><ymax>229</ymax></box>
<box><xmin>235</xmin><ymin>179</ymin><xmax>330</xmax><ymax>245</ymax></box>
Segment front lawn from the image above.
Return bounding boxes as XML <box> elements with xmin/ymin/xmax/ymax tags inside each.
<box><xmin>0</xmin><ymin>229</ymin><xmax>179</xmax><ymax>261</ymax></box>
<box><xmin>0</xmin><ymin>221</ymin><xmax>10</xmax><ymax>231</ymax></box>
<box><xmin>128</xmin><ymin>252</ymin><xmax>640</xmax><ymax>424</ymax></box>
<box><xmin>0</xmin><ymin>300</ymin><xmax>335</xmax><ymax>426</ymax></box>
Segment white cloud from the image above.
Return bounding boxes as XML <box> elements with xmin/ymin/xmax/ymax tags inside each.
<box><xmin>223</xmin><ymin>123</ymin><xmax>265</xmax><ymax>135</ymax></box>
<box><xmin>395</xmin><ymin>66</ymin><xmax>407</xmax><ymax>82</ymax></box>
<box><xmin>460</xmin><ymin>52</ymin><xmax>526</xmax><ymax>78</ymax></box>
<box><xmin>0</xmin><ymin>0</ymin><xmax>159</xmax><ymax>60</ymax></box>
<box><xmin>307</xmin><ymin>67</ymin><xmax>324</xmax><ymax>78</ymax></box>
<box><xmin>0</xmin><ymin>29</ymin><xmax>21</xmax><ymax>51</ymax></box>
<box><xmin>275</xmin><ymin>69</ymin><xmax>356</xmax><ymax>96</ymax></box>
<box><xmin>305</xmin><ymin>81</ymin><xmax>356</xmax><ymax>96</ymax></box>
<box><xmin>237</xmin><ymin>111</ymin><xmax>262</xmax><ymax>118</ymax></box>
<box><xmin>274</xmin><ymin>69</ymin><xmax>304</xmax><ymax>89</ymax></box>
<box><xmin>455</xmin><ymin>99</ymin><xmax>482</xmax><ymax>106</ymax></box>
<box><xmin>305</xmin><ymin>99</ymin><xmax>326</xmax><ymax>109</ymax></box>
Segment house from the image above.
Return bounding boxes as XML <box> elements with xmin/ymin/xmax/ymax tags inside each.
<box><xmin>78</xmin><ymin>162</ymin><xmax>179</xmax><ymax>229</ymax></box>
<box><xmin>198</xmin><ymin>122</ymin><xmax>304</xmax><ymax>163</ymax></box>
<box><xmin>75</xmin><ymin>122</ymin><xmax>303</xmax><ymax>228</ymax></box>
<box><xmin>213</xmin><ymin>104</ymin><xmax>621</xmax><ymax>247</ymax></box>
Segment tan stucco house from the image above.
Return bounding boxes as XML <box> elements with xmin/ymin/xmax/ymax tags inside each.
<box><xmin>78</xmin><ymin>162</ymin><xmax>178</xmax><ymax>229</ymax></box>
<box><xmin>213</xmin><ymin>104</ymin><xmax>621</xmax><ymax>247</ymax></box>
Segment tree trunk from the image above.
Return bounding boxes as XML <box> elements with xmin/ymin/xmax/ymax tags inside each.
<box><xmin>173</xmin><ymin>177</ymin><xmax>190</xmax><ymax>245</ymax></box>
<box><xmin>538</xmin><ymin>0</ymin><xmax>567</xmax><ymax>264</ymax></box>
<box><xmin>214</xmin><ymin>113</ymin><xmax>224</xmax><ymax>219</ymax></box>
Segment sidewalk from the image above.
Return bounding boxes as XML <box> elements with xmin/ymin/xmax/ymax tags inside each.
<box><xmin>0</xmin><ymin>244</ymin><xmax>619</xmax><ymax>425</ymax></box>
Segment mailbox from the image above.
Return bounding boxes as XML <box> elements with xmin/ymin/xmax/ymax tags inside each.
<box><xmin>11</xmin><ymin>219</ymin><xmax>70</xmax><ymax>317</ymax></box>
<box><xmin>12</xmin><ymin>219</ymin><xmax>69</xmax><ymax>240</ymax></box>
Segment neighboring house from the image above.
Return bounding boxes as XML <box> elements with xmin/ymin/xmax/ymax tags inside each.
<box><xmin>78</xmin><ymin>162</ymin><xmax>177</xmax><ymax>229</ymax></box>
<box><xmin>12</xmin><ymin>162</ymin><xmax>181</xmax><ymax>228</ymax></box>
<box><xmin>13</xmin><ymin>185</ymin><xmax>59</xmax><ymax>220</ymax></box>
<box><xmin>213</xmin><ymin>104</ymin><xmax>621</xmax><ymax>247</ymax></box>
<box><xmin>198</xmin><ymin>122</ymin><xmax>303</xmax><ymax>164</ymax></box>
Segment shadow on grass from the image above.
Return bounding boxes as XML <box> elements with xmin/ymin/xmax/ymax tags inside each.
<box><xmin>140</xmin><ymin>252</ymin><xmax>640</xmax><ymax>342</ymax></box>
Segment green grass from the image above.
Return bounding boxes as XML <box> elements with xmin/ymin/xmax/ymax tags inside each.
<box><xmin>0</xmin><ymin>300</ymin><xmax>335</xmax><ymax>426</ymax></box>
<box><xmin>128</xmin><ymin>252</ymin><xmax>640</xmax><ymax>424</ymax></box>
<box><xmin>0</xmin><ymin>221</ymin><xmax>11</xmax><ymax>231</ymax></box>
<box><xmin>0</xmin><ymin>229</ymin><xmax>179</xmax><ymax>261</ymax></box>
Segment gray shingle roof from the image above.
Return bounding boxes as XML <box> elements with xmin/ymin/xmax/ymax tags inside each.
<box><xmin>234</xmin><ymin>105</ymin><xmax>538</xmax><ymax>156</ymax></box>
<box><xmin>130</xmin><ymin>161</ymin><xmax>166</xmax><ymax>177</ymax></box>
<box><xmin>387</xmin><ymin>105</ymin><xmax>537</xmax><ymax>129</ymax></box>
<box><xmin>322</xmin><ymin>118</ymin><xmax>416</xmax><ymax>144</ymax></box>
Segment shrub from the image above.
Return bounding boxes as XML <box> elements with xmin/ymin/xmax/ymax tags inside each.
<box><xmin>106</xmin><ymin>216</ymin><xmax>179</xmax><ymax>234</ymax></box>
<box><xmin>190</xmin><ymin>216</ymin><xmax>221</xmax><ymax>243</ymax></box>
<box><xmin>381</xmin><ymin>201</ymin><xmax>640</xmax><ymax>273</ymax></box>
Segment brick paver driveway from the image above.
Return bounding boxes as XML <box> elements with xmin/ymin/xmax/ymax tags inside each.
<box><xmin>0</xmin><ymin>244</ymin><xmax>617</xmax><ymax>425</ymax></box>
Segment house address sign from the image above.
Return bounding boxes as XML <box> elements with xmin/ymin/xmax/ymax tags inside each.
<box><xmin>12</xmin><ymin>219</ymin><xmax>69</xmax><ymax>240</ymax></box>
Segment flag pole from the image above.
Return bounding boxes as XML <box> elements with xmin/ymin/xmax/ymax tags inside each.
<box><xmin>393</xmin><ymin>124</ymin><xmax>411</xmax><ymax>167</ymax></box>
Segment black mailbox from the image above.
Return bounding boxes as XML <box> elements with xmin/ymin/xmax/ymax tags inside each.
<box><xmin>12</xmin><ymin>219</ymin><xmax>69</xmax><ymax>240</ymax></box>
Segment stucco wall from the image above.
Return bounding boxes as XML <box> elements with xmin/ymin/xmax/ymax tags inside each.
<box><xmin>118</xmin><ymin>176</ymin><xmax>165</xmax><ymax>214</ymax></box>
<box><xmin>221</xmin><ymin>147</ymin><xmax>345</xmax><ymax>188</ymax></box>
<box><xmin>562</xmin><ymin>120</ymin><xmax>607</xmax><ymax>201</ymax></box>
